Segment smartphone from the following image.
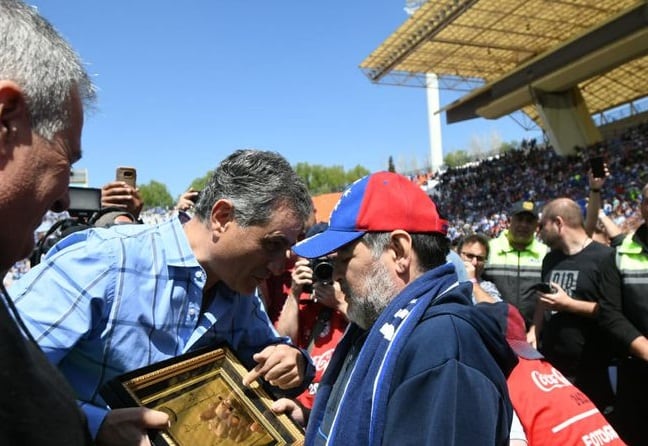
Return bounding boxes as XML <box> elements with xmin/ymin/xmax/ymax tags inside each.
<box><xmin>530</xmin><ymin>282</ymin><xmax>556</xmax><ymax>293</ymax></box>
<box><xmin>116</xmin><ymin>166</ymin><xmax>137</xmax><ymax>188</ymax></box>
<box><xmin>189</xmin><ymin>190</ymin><xmax>202</xmax><ymax>203</ymax></box>
<box><xmin>589</xmin><ymin>156</ymin><xmax>606</xmax><ymax>178</ymax></box>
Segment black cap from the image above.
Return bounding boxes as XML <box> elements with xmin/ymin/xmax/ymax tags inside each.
<box><xmin>510</xmin><ymin>200</ymin><xmax>538</xmax><ymax>218</ymax></box>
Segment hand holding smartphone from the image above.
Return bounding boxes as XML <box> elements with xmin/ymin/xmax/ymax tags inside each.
<box><xmin>530</xmin><ymin>282</ymin><xmax>557</xmax><ymax>293</ymax></box>
<box><xmin>189</xmin><ymin>190</ymin><xmax>201</xmax><ymax>203</ymax></box>
<box><xmin>116</xmin><ymin>166</ymin><xmax>137</xmax><ymax>188</ymax></box>
<box><xmin>588</xmin><ymin>156</ymin><xmax>606</xmax><ymax>178</ymax></box>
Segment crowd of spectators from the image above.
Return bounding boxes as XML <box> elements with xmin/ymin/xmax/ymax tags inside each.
<box><xmin>433</xmin><ymin>121</ymin><xmax>648</xmax><ymax>242</ymax></box>
<box><xmin>3</xmin><ymin>2</ymin><xmax>641</xmax><ymax>442</ymax></box>
<box><xmin>5</xmin><ymin>120</ymin><xmax>648</xmax><ymax>287</ymax></box>
<box><xmin>3</xmin><ymin>207</ymin><xmax>175</xmax><ymax>286</ymax></box>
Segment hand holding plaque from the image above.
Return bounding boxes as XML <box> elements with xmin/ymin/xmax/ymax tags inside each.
<box><xmin>96</xmin><ymin>407</ymin><xmax>171</xmax><ymax>446</ymax></box>
<box><xmin>100</xmin><ymin>346</ymin><xmax>304</xmax><ymax>446</ymax></box>
<box><xmin>243</xmin><ymin>344</ymin><xmax>305</xmax><ymax>389</ymax></box>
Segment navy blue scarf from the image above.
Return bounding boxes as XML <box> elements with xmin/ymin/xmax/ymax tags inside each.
<box><xmin>306</xmin><ymin>262</ymin><xmax>464</xmax><ymax>445</ymax></box>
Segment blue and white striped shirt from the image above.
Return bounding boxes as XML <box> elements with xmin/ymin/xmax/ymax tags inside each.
<box><xmin>12</xmin><ymin>217</ymin><xmax>297</xmax><ymax>436</ymax></box>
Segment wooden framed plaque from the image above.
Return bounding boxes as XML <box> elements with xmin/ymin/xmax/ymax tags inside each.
<box><xmin>100</xmin><ymin>346</ymin><xmax>305</xmax><ymax>445</ymax></box>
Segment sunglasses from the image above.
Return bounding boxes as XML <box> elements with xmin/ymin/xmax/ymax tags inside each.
<box><xmin>461</xmin><ymin>252</ymin><xmax>486</xmax><ymax>263</ymax></box>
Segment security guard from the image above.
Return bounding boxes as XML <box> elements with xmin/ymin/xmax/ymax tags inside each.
<box><xmin>483</xmin><ymin>200</ymin><xmax>548</xmax><ymax>325</ymax></box>
<box><xmin>600</xmin><ymin>183</ymin><xmax>648</xmax><ymax>445</ymax></box>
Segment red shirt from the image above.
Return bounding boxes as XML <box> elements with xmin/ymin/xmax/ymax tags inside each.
<box><xmin>262</xmin><ymin>272</ymin><xmax>347</xmax><ymax>409</ymax></box>
<box><xmin>508</xmin><ymin>357</ymin><xmax>625</xmax><ymax>446</ymax></box>
<box><xmin>293</xmin><ymin>296</ymin><xmax>347</xmax><ymax>409</ymax></box>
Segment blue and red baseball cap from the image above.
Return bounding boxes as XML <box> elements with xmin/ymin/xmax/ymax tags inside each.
<box><xmin>293</xmin><ymin>171</ymin><xmax>449</xmax><ymax>259</ymax></box>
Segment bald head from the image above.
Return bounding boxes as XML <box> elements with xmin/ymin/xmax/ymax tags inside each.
<box><xmin>542</xmin><ymin>198</ymin><xmax>584</xmax><ymax>229</ymax></box>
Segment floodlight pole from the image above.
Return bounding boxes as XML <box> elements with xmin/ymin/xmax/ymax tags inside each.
<box><xmin>426</xmin><ymin>73</ymin><xmax>443</xmax><ymax>174</ymax></box>
<box><xmin>403</xmin><ymin>1</ymin><xmax>444</xmax><ymax>175</ymax></box>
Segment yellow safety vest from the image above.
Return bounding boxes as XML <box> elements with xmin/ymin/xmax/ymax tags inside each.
<box><xmin>616</xmin><ymin>229</ymin><xmax>648</xmax><ymax>335</ymax></box>
<box><xmin>483</xmin><ymin>230</ymin><xmax>548</xmax><ymax>324</ymax></box>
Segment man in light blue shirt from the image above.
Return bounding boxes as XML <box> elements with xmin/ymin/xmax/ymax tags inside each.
<box><xmin>12</xmin><ymin>150</ymin><xmax>315</xmax><ymax>446</ymax></box>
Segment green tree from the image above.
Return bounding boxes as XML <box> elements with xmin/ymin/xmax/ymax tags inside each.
<box><xmin>444</xmin><ymin>150</ymin><xmax>471</xmax><ymax>168</ymax></box>
<box><xmin>295</xmin><ymin>162</ymin><xmax>369</xmax><ymax>195</ymax></box>
<box><xmin>388</xmin><ymin>156</ymin><xmax>396</xmax><ymax>172</ymax></box>
<box><xmin>498</xmin><ymin>140</ymin><xmax>518</xmax><ymax>154</ymax></box>
<box><xmin>171</xmin><ymin>170</ymin><xmax>214</xmax><ymax>204</ymax></box>
<box><xmin>345</xmin><ymin>165</ymin><xmax>370</xmax><ymax>185</ymax></box>
<box><xmin>188</xmin><ymin>170</ymin><xmax>213</xmax><ymax>192</ymax></box>
<box><xmin>179</xmin><ymin>163</ymin><xmax>370</xmax><ymax>200</ymax></box>
<box><xmin>139</xmin><ymin>180</ymin><xmax>174</xmax><ymax>209</ymax></box>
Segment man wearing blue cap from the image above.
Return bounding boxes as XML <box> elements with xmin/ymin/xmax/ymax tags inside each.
<box><xmin>274</xmin><ymin>172</ymin><xmax>517</xmax><ymax>445</ymax></box>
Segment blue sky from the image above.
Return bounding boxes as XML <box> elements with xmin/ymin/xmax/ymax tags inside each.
<box><xmin>32</xmin><ymin>1</ymin><xmax>541</xmax><ymax>198</ymax></box>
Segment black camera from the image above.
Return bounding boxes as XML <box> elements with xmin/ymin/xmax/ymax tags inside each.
<box><xmin>303</xmin><ymin>258</ymin><xmax>334</xmax><ymax>293</ymax></box>
<box><xmin>311</xmin><ymin>258</ymin><xmax>334</xmax><ymax>283</ymax></box>
<box><xmin>69</xmin><ymin>186</ymin><xmax>102</xmax><ymax>220</ymax></box>
<box><xmin>31</xmin><ymin>187</ymin><xmax>106</xmax><ymax>267</ymax></box>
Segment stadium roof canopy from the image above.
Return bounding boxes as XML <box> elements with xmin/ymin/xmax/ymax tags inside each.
<box><xmin>360</xmin><ymin>0</ymin><xmax>648</xmax><ymax>127</ymax></box>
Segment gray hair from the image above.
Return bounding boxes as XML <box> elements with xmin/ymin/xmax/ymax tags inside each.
<box><xmin>194</xmin><ymin>149</ymin><xmax>313</xmax><ymax>227</ymax></box>
<box><xmin>0</xmin><ymin>0</ymin><xmax>96</xmax><ymax>139</ymax></box>
<box><xmin>362</xmin><ymin>231</ymin><xmax>449</xmax><ymax>273</ymax></box>
<box><xmin>361</xmin><ymin>232</ymin><xmax>392</xmax><ymax>258</ymax></box>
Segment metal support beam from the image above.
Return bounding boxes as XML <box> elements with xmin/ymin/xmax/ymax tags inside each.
<box><xmin>445</xmin><ymin>2</ymin><xmax>648</xmax><ymax>123</ymax></box>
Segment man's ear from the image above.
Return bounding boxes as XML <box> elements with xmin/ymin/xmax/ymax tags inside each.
<box><xmin>0</xmin><ymin>81</ymin><xmax>30</xmax><ymax>146</ymax></box>
<box><xmin>389</xmin><ymin>230</ymin><xmax>413</xmax><ymax>274</ymax></box>
<box><xmin>209</xmin><ymin>199</ymin><xmax>235</xmax><ymax>235</ymax></box>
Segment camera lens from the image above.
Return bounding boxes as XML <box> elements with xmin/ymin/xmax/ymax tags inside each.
<box><xmin>313</xmin><ymin>260</ymin><xmax>334</xmax><ymax>284</ymax></box>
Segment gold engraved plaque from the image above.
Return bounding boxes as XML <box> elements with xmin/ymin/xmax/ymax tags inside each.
<box><xmin>101</xmin><ymin>346</ymin><xmax>304</xmax><ymax>445</ymax></box>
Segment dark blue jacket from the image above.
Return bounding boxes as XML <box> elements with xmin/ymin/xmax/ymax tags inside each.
<box><xmin>306</xmin><ymin>263</ymin><xmax>517</xmax><ymax>445</ymax></box>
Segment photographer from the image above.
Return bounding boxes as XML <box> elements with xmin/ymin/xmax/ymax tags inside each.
<box><xmin>274</xmin><ymin>223</ymin><xmax>348</xmax><ymax>411</ymax></box>
<box><xmin>31</xmin><ymin>187</ymin><xmax>137</xmax><ymax>267</ymax></box>
<box><xmin>175</xmin><ymin>188</ymin><xmax>201</xmax><ymax>224</ymax></box>
<box><xmin>101</xmin><ymin>180</ymin><xmax>143</xmax><ymax>221</ymax></box>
